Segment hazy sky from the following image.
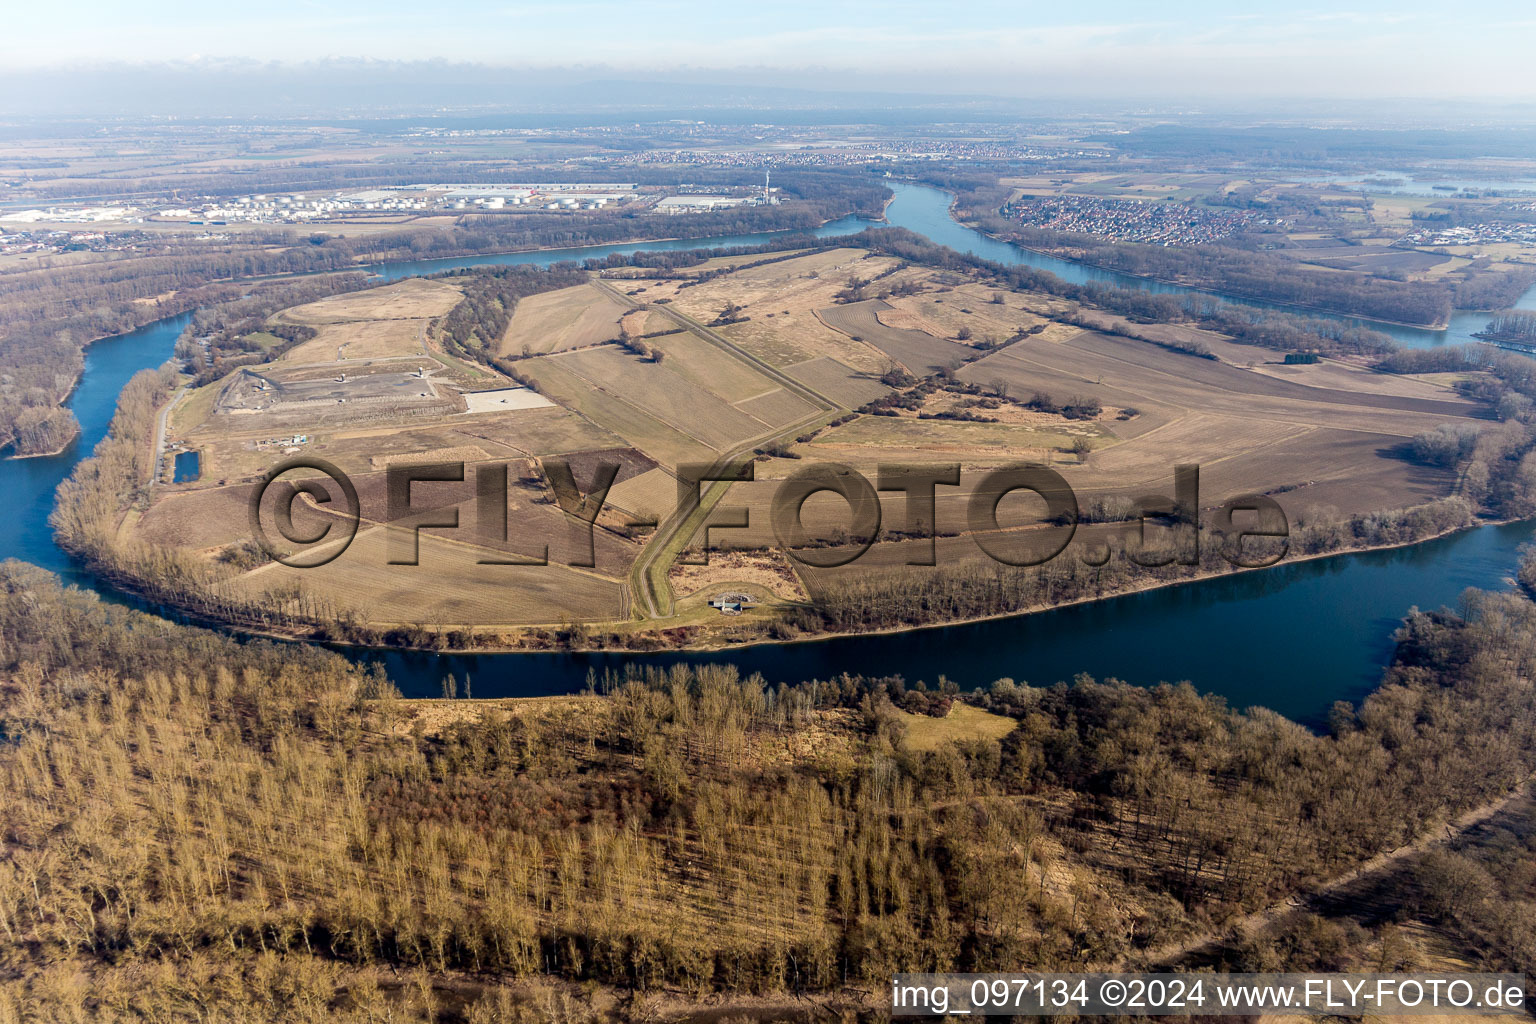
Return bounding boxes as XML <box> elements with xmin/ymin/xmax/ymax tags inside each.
<box><xmin>9</xmin><ymin>1</ymin><xmax>1536</xmax><ymax>99</ymax></box>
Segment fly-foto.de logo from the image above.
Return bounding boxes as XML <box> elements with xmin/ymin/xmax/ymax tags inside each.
<box><xmin>248</xmin><ymin>457</ymin><xmax>1289</xmax><ymax>571</ymax></box>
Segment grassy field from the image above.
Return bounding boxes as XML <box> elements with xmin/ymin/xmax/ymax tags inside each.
<box><xmin>885</xmin><ymin>282</ymin><xmax>1057</xmax><ymax>341</ymax></box>
<box><xmin>281</xmin><ymin>318</ymin><xmax>427</xmax><ymax>362</ymax></box>
<box><xmin>276</xmin><ymin>278</ymin><xmax>463</xmax><ymax>324</ymax></box>
<box><xmin>628</xmin><ymin>249</ymin><xmax>899</xmax><ymax>372</ymax></box>
<box><xmin>134</xmin><ymin>482</ymin><xmax>257</xmax><ymax>550</ymax></box>
<box><xmin>897</xmin><ymin>704</ymin><xmax>1019</xmax><ymax>752</ymax></box>
<box><xmin>802</xmin><ymin>412</ymin><xmax>1116</xmax><ymax>463</ymax></box>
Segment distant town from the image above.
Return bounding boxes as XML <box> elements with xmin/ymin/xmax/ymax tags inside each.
<box><xmin>1399</xmin><ymin>219</ymin><xmax>1536</xmax><ymax>248</ymax></box>
<box><xmin>1004</xmin><ymin>194</ymin><xmax>1269</xmax><ymax>246</ymax></box>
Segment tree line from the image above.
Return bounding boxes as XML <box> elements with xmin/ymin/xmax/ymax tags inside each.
<box><xmin>1481</xmin><ymin>310</ymin><xmax>1536</xmax><ymax>343</ymax></box>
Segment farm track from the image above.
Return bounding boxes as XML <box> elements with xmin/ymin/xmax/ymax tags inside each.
<box><xmin>590</xmin><ymin>279</ymin><xmax>844</xmax><ymax>619</ymax></box>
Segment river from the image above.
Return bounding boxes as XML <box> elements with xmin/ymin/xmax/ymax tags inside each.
<box><xmin>4</xmin><ymin>182</ymin><xmax>1534</xmax><ymax>725</ymax></box>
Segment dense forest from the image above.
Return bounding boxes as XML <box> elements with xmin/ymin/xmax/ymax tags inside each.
<box><xmin>1381</xmin><ymin>343</ymin><xmax>1536</xmax><ymax>427</ymax></box>
<box><xmin>7</xmin><ymin>405</ymin><xmax>80</xmax><ymax>457</ymax></box>
<box><xmin>0</xmin><ymin>553</ymin><xmax>1535</xmax><ymax>1019</ymax></box>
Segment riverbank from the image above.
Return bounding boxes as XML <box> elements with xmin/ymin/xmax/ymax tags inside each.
<box><xmin>131</xmin><ymin>507</ymin><xmax>1518</xmax><ymax>662</ymax></box>
<box><xmin>899</xmin><ymin>179</ymin><xmax>1458</xmax><ymax>332</ymax></box>
<box><xmin>350</xmin><ymin>205</ymin><xmax>886</xmax><ymax>275</ymax></box>
<box><xmin>4</xmin><ymin>427</ymin><xmax>80</xmax><ymax>461</ymax></box>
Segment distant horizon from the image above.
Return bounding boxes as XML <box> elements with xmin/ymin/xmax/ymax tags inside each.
<box><xmin>7</xmin><ymin>1</ymin><xmax>1536</xmax><ymax>113</ymax></box>
<box><xmin>4</xmin><ymin>60</ymin><xmax>1536</xmax><ymax>123</ymax></box>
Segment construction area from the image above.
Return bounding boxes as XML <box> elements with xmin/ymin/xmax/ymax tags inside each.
<box><xmin>214</xmin><ymin>361</ymin><xmax>455</xmax><ymax>426</ymax></box>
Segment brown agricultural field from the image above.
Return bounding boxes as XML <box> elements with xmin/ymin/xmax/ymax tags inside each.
<box><xmin>275</xmin><ymin>278</ymin><xmax>463</xmax><ymax>324</ymax></box>
<box><xmin>516</xmin><ymin>355</ymin><xmax>714</xmax><ymax>470</ymax></box>
<box><xmin>329</xmin><ymin>462</ymin><xmax>642</xmax><ymax>576</ymax></box>
<box><xmin>549</xmin><ymin>344</ymin><xmax>774</xmax><ymax>450</ymax></box>
<box><xmin>817</xmin><ymin>298</ymin><xmax>979</xmax><ymax>374</ymax></box>
<box><xmin>176</xmin><ymin>404</ymin><xmax>614</xmax><ymax>485</ymax></box>
<box><xmin>133</xmin><ymin>482</ymin><xmax>259</xmax><ymax>552</ymax></box>
<box><xmin>782</xmin><ymin>356</ymin><xmax>892</xmax><ymax>408</ymax></box>
<box><xmin>953</xmin><ymin>329</ymin><xmax>1478</xmax><ymax>520</ymax></box>
<box><xmin>648</xmin><ymin>330</ymin><xmax>795</xmax><ymax>402</ymax></box>
<box><xmin>605</xmin><ymin>466</ymin><xmax>679</xmax><ymax>522</ymax></box>
<box><xmin>714</xmin><ymin>312</ymin><xmax>889</xmax><ymax>372</ymax></box>
<box><xmin>525</xmin><ymin>324</ymin><xmax>825</xmax><ymax>464</ymax></box>
<box><xmin>220</xmin><ymin>525</ymin><xmax>628</xmax><ymax>627</ymax></box>
<box><xmin>280</xmin><ymin>318</ymin><xmax>428</xmax><ymax>363</ymax></box>
<box><xmin>735</xmin><ymin>387</ymin><xmax>822</xmax><ymax>429</ymax></box>
<box><xmin>497</xmin><ymin>282</ymin><xmax>628</xmax><ymax>356</ymax></box>
<box><xmin>682</xmin><ymin>319</ymin><xmax>1480</xmax><ymax>599</ymax></box>
<box><xmin>799</xmin><ymin>413</ymin><xmax>1115</xmax><ymax>466</ymax></box>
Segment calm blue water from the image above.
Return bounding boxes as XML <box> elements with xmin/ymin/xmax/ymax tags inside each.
<box><xmin>3</xmin><ymin>184</ymin><xmax>1533</xmax><ymax>723</ymax></box>
<box><xmin>172</xmin><ymin>449</ymin><xmax>200</xmax><ymax>483</ymax></box>
<box><xmin>364</xmin><ymin>518</ymin><xmax>1534</xmax><ymax>726</ymax></box>
<box><xmin>6</xmin><ymin>313</ymin><xmax>188</xmax><ymax>580</ymax></box>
